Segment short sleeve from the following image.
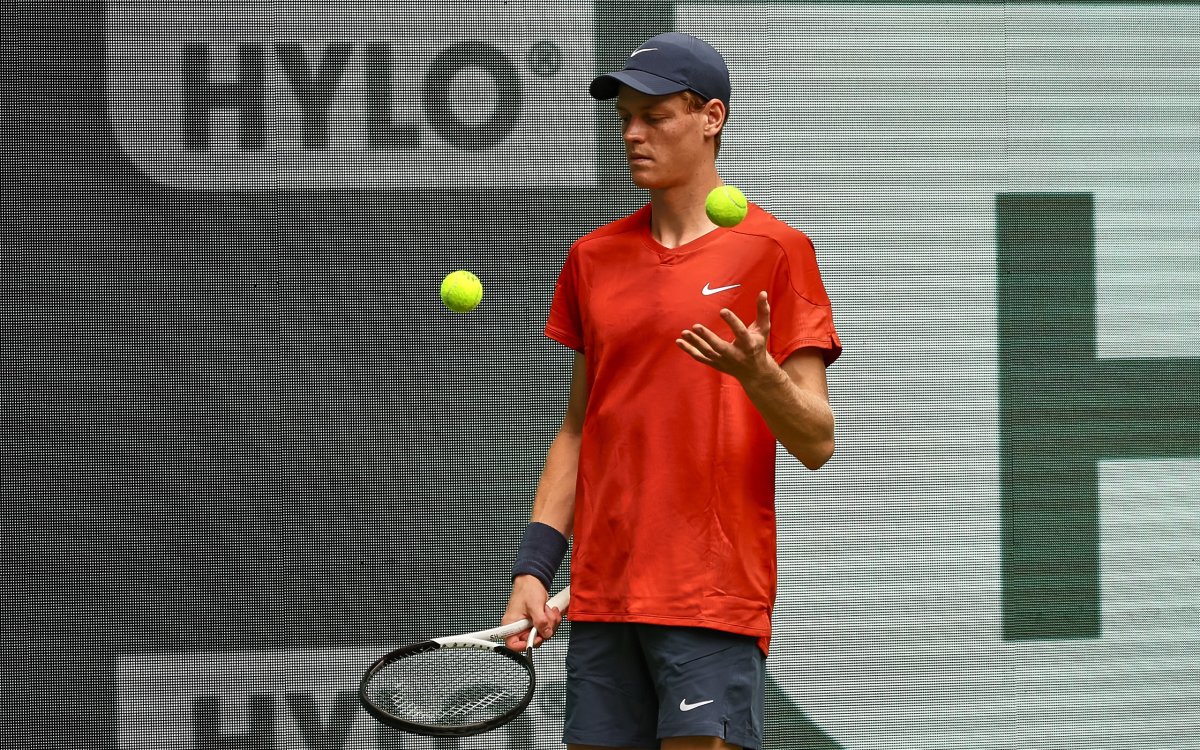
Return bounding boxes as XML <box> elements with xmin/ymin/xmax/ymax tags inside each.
<box><xmin>768</xmin><ymin>232</ymin><xmax>842</xmax><ymax>366</ymax></box>
<box><xmin>544</xmin><ymin>244</ymin><xmax>585</xmax><ymax>352</ymax></box>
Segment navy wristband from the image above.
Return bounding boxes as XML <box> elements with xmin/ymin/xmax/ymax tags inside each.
<box><xmin>512</xmin><ymin>521</ymin><xmax>568</xmax><ymax>591</ymax></box>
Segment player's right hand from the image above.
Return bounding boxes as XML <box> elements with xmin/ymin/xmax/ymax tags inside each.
<box><xmin>502</xmin><ymin>574</ymin><xmax>562</xmax><ymax>651</ymax></box>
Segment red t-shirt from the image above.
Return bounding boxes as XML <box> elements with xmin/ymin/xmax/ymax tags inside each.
<box><xmin>545</xmin><ymin>203</ymin><xmax>841</xmax><ymax>653</ymax></box>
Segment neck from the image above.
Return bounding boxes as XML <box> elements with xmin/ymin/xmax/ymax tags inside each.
<box><xmin>647</xmin><ymin>170</ymin><xmax>724</xmax><ymax>249</ymax></box>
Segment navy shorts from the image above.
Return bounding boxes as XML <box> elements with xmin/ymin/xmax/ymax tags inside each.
<box><xmin>562</xmin><ymin>621</ymin><xmax>765</xmax><ymax>750</ymax></box>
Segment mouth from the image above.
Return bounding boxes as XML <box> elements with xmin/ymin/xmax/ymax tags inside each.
<box><xmin>627</xmin><ymin>154</ymin><xmax>653</xmax><ymax>166</ymax></box>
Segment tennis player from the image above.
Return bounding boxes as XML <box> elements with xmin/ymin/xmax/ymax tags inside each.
<box><xmin>504</xmin><ymin>32</ymin><xmax>841</xmax><ymax>750</ymax></box>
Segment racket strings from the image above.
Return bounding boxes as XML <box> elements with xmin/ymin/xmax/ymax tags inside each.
<box><xmin>366</xmin><ymin>647</ymin><xmax>533</xmax><ymax>728</ymax></box>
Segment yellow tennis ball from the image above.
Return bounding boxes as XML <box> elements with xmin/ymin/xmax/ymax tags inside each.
<box><xmin>705</xmin><ymin>185</ymin><xmax>749</xmax><ymax>227</ymax></box>
<box><xmin>440</xmin><ymin>270</ymin><xmax>483</xmax><ymax>313</ymax></box>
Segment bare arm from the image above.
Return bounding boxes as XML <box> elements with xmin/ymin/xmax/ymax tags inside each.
<box><xmin>503</xmin><ymin>352</ymin><xmax>588</xmax><ymax>648</ymax></box>
<box><xmin>677</xmin><ymin>291</ymin><xmax>835</xmax><ymax>469</ymax></box>
<box><xmin>527</xmin><ymin>352</ymin><xmax>587</xmax><ymax>536</ymax></box>
<box><xmin>740</xmin><ymin>348</ymin><xmax>834</xmax><ymax>469</ymax></box>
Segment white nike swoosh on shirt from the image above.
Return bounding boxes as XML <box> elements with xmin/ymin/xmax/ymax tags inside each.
<box><xmin>701</xmin><ymin>283</ymin><xmax>741</xmax><ymax>296</ymax></box>
<box><xmin>630</xmin><ymin>47</ymin><xmax>657</xmax><ymax>57</ymax></box>
<box><xmin>679</xmin><ymin>698</ymin><xmax>715</xmax><ymax>712</ymax></box>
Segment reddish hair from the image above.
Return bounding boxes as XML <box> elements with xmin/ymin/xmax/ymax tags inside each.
<box><xmin>680</xmin><ymin>90</ymin><xmax>727</xmax><ymax>156</ymax></box>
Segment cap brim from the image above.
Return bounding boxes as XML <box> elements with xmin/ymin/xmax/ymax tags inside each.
<box><xmin>589</xmin><ymin>70</ymin><xmax>689</xmax><ymax>100</ymax></box>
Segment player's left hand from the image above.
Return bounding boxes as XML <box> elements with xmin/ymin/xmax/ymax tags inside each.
<box><xmin>677</xmin><ymin>290</ymin><xmax>774</xmax><ymax>381</ymax></box>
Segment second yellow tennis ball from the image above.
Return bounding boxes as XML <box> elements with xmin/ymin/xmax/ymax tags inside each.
<box><xmin>440</xmin><ymin>270</ymin><xmax>483</xmax><ymax>313</ymax></box>
<box><xmin>705</xmin><ymin>185</ymin><xmax>749</xmax><ymax>227</ymax></box>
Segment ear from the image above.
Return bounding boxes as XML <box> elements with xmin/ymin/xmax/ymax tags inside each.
<box><xmin>702</xmin><ymin>99</ymin><xmax>726</xmax><ymax>137</ymax></box>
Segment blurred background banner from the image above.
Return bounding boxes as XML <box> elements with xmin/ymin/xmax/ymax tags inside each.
<box><xmin>10</xmin><ymin>1</ymin><xmax>1197</xmax><ymax>748</ymax></box>
<box><xmin>106</xmin><ymin>1</ymin><xmax>598</xmax><ymax>188</ymax></box>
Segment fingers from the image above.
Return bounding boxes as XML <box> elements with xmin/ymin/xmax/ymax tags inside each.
<box><xmin>720</xmin><ymin>308</ymin><xmax>750</xmax><ymax>342</ymax></box>
<box><xmin>527</xmin><ymin>604</ymin><xmax>556</xmax><ymax>648</ymax></box>
<box><xmin>506</xmin><ymin>616</ymin><xmax>544</xmax><ymax>651</ymax></box>
<box><xmin>531</xmin><ymin>601</ymin><xmax>564</xmax><ymax>648</ymax></box>
<box><xmin>676</xmin><ymin>325</ymin><xmax>726</xmax><ymax>365</ymax></box>
<box><xmin>702</xmin><ymin>293</ymin><xmax>769</xmax><ymax>345</ymax></box>
<box><xmin>504</xmin><ymin>629</ymin><xmax>526</xmax><ymax>651</ymax></box>
<box><xmin>503</xmin><ymin>577</ymin><xmax>552</xmax><ymax>650</ymax></box>
<box><xmin>687</xmin><ymin>322</ymin><xmax>731</xmax><ymax>351</ymax></box>
<box><xmin>677</xmin><ymin>291</ymin><xmax>770</xmax><ymax>371</ymax></box>
<box><xmin>676</xmin><ymin>335</ymin><xmax>711</xmax><ymax>365</ymax></box>
<box><xmin>755</xmin><ymin>291</ymin><xmax>771</xmax><ymax>333</ymax></box>
<box><xmin>504</xmin><ymin>595</ymin><xmax>564</xmax><ymax>651</ymax></box>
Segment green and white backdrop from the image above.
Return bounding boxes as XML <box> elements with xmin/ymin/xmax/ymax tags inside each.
<box><xmin>11</xmin><ymin>1</ymin><xmax>1197</xmax><ymax>748</ymax></box>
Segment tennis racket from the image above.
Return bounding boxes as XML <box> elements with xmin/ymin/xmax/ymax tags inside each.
<box><xmin>358</xmin><ymin>586</ymin><xmax>570</xmax><ymax>737</ymax></box>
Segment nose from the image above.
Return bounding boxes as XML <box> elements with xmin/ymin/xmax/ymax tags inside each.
<box><xmin>622</xmin><ymin>118</ymin><xmax>645</xmax><ymax>145</ymax></box>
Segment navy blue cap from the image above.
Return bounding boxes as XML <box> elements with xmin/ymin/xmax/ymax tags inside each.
<box><xmin>589</xmin><ymin>32</ymin><xmax>731</xmax><ymax>107</ymax></box>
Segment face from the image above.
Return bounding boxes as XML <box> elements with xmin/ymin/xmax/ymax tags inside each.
<box><xmin>615</xmin><ymin>86</ymin><xmax>724</xmax><ymax>190</ymax></box>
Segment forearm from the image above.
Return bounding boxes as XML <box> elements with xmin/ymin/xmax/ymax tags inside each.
<box><xmin>529</xmin><ymin>428</ymin><xmax>580</xmax><ymax>537</ymax></box>
<box><xmin>510</xmin><ymin>427</ymin><xmax>579</xmax><ymax>600</ymax></box>
<box><xmin>512</xmin><ymin>352</ymin><xmax>585</xmax><ymax>596</ymax></box>
<box><xmin>739</xmin><ymin>360</ymin><xmax>835</xmax><ymax>469</ymax></box>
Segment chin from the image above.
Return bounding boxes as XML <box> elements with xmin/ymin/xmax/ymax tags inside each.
<box><xmin>628</xmin><ymin>169</ymin><xmax>667</xmax><ymax>190</ymax></box>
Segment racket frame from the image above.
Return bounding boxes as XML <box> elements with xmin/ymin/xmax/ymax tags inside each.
<box><xmin>358</xmin><ymin>586</ymin><xmax>570</xmax><ymax>737</ymax></box>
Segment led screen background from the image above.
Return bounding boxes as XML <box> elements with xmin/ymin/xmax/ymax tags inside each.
<box><xmin>9</xmin><ymin>1</ymin><xmax>1198</xmax><ymax>748</ymax></box>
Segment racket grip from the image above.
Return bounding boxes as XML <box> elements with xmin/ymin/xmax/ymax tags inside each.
<box><xmin>546</xmin><ymin>585</ymin><xmax>571</xmax><ymax>613</ymax></box>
